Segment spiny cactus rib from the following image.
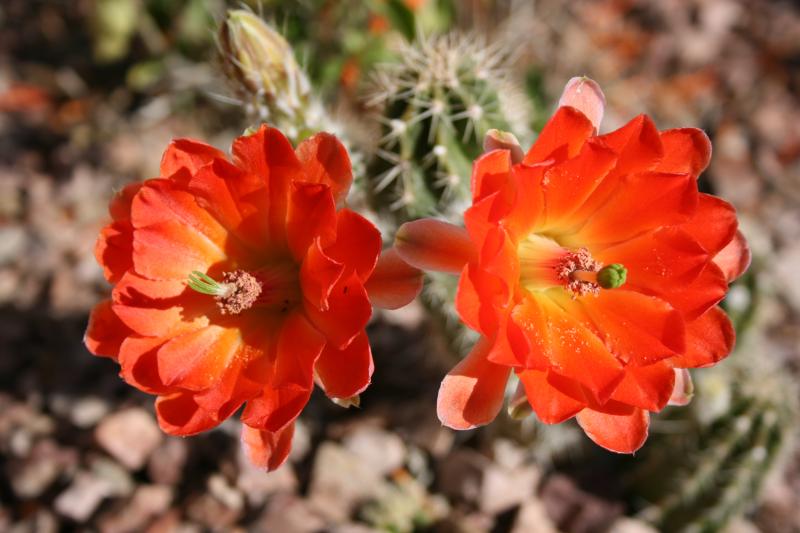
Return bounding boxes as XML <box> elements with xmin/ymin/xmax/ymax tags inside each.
<box><xmin>367</xmin><ymin>32</ymin><xmax>530</xmax><ymax>225</ymax></box>
<box><xmin>635</xmin><ymin>362</ymin><xmax>796</xmax><ymax>533</ymax></box>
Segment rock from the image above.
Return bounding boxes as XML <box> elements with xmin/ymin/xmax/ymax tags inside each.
<box><xmin>289</xmin><ymin>418</ymin><xmax>311</xmax><ymax>463</ymax></box>
<box><xmin>186</xmin><ymin>492</ymin><xmax>243</xmax><ymax>531</ymax></box>
<box><xmin>308</xmin><ymin>442</ymin><xmax>390</xmax><ymax>523</ymax></box>
<box><xmin>95</xmin><ymin>408</ymin><xmax>162</xmax><ymax>470</ymax></box>
<box><xmin>254</xmin><ymin>493</ymin><xmax>326</xmax><ymax>533</ymax></box>
<box><xmin>147</xmin><ymin>438</ymin><xmax>188</xmax><ymax>486</ymax></box>
<box><xmin>342</xmin><ymin>426</ymin><xmax>406</xmax><ymax>476</ymax></box>
<box><xmin>89</xmin><ymin>456</ymin><xmax>135</xmax><ymax>498</ymax></box>
<box><xmin>540</xmin><ymin>474</ymin><xmax>623</xmax><ymax>533</ymax></box>
<box><xmin>9</xmin><ymin>439</ymin><xmax>78</xmax><ymax>498</ymax></box>
<box><xmin>7</xmin><ymin>509</ymin><xmax>58</xmax><ymax>533</ymax></box>
<box><xmin>398</xmin><ymin>405</ymin><xmax>453</xmax><ymax>458</ymax></box>
<box><xmin>332</xmin><ymin>524</ymin><xmax>381</xmax><ymax>533</ymax></box>
<box><xmin>608</xmin><ymin>517</ymin><xmax>659</xmax><ymax>533</ymax></box>
<box><xmin>208</xmin><ymin>474</ymin><xmax>244</xmax><ymax>513</ymax></box>
<box><xmin>511</xmin><ymin>499</ymin><xmax>558</xmax><ymax>533</ymax></box>
<box><xmin>480</xmin><ymin>463</ymin><xmax>540</xmax><ymax>515</ymax></box>
<box><xmin>144</xmin><ymin>510</ymin><xmax>181</xmax><ymax>533</ymax></box>
<box><xmin>437</xmin><ymin>447</ymin><xmax>539</xmax><ymax>514</ymax></box>
<box><xmin>70</xmin><ymin>396</ymin><xmax>110</xmax><ymax>428</ymax></box>
<box><xmin>437</xmin><ymin>449</ymin><xmax>492</xmax><ymax>505</ymax></box>
<box><xmin>97</xmin><ymin>485</ymin><xmax>173</xmax><ymax>533</ymax></box>
<box><xmin>54</xmin><ymin>471</ymin><xmax>115</xmax><ymax>522</ymax></box>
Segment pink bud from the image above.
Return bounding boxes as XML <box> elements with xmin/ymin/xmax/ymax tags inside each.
<box><xmin>558</xmin><ymin>76</ymin><xmax>606</xmax><ymax>132</ymax></box>
<box><xmin>668</xmin><ymin>368</ymin><xmax>694</xmax><ymax>406</ymax></box>
<box><xmin>483</xmin><ymin>129</ymin><xmax>524</xmax><ymax>164</ymax></box>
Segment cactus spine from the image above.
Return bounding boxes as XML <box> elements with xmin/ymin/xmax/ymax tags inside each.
<box><xmin>633</xmin><ymin>356</ymin><xmax>796</xmax><ymax>533</ymax></box>
<box><xmin>367</xmin><ymin>33</ymin><xmax>531</xmax><ymax>225</ymax></box>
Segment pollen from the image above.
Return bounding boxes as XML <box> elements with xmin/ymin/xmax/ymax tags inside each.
<box><xmin>557</xmin><ymin>247</ymin><xmax>602</xmax><ymax>297</ymax></box>
<box><xmin>216</xmin><ymin>270</ymin><xmax>263</xmax><ymax>315</ymax></box>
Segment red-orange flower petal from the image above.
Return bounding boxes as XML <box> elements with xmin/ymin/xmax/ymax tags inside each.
<box><xmin>578</xmin><ymin>290</ymin><xmax>685</xmax><ymax>365</ymax></box>
<box><xmin>576</xmin><ymin>402</ymin><xmax>650</xmax><ymax>454</ymax></box>
<box><xmin>363</xmin><ymin>248</ymin><xmax>423</xmax><ymax>310</ymax></box>
<box><xmin>287</xmin><ymin>182</ymin><xmax>337</xmax><ymax>261</ymax></box>
<box><xmin>242</xmin><ymin>422</ymin><xmax>295</xmax><ymax>472</ymax></box>
<box><xmin>157</xmin><ymin>325</ymin><xmax>241</xmax><ymax>391</ymax></box>
<box><xmin>437</xmin><ymin>338</ymin><xmax>511</xmax><ymax>430</ymax></box>
<box><xmin>574</xmin><ymin>171</ymin><xmax>697</xmax><ymax>245</ymax></box>
<box><xmin>232</xmin><ymin>125</ymin><xmax>303</xmax><ymax>247</ymax></box>
<box><xmin>300</xmin><ymin>238</ymin><xmax>345</xmax><ymax>311</ymax></box>
<box><xmin>472</xmin><ymin>149</ymin><xmax>512</xmax><ymax>202</ymax></box>
<box><xmin>515</xmin><ymin>295</ymin><xmax>624</xmax><ymax>403</ymax></box>
<box><xmin>155</xmin><ymin>392</ymin><xmax>220</xmax><ymax>436</ymax></box>
<box><xmin>241</xmin><ymin>312</ymin><xmax>326</xmax><ymax>432</ymax></box>
<box><xmin>160</xmin><ymin>138</ymin><xmax>226</xmax><ymax>178</ymax></box>
<box><xmin>95</xmin><ymin>222</ymin><xmax>134</xmax><ymax>284</ymax></box>
<box><xmin>395</xmin><ymin>219</ymin><xmax>473</xmax><ymax>274</ymax></box>
<box><xmin>118</xmin><ymin>336</ymin><xmax>171</xmax><ymax>394</ymax></box>
<box><xmin>713</xmin><ymin>230</ymin><xmax>751</xmax><ymax>282</ymax></box>
<box><xmin>670</xmin><ymin>306</ymin><xmax>735</xmax><ymax>368</ymax></box>
<box><xmin>610</xmin><ymin>361</ymin><xmax>676</xmax><ymax>412</ymax></box>
<box><xmin>517</xmin><ymin>369</ymin><xmax>586</xmax><ymax>424</ymax></box>
<box><xmin>523</xmin><ymin>106</ymin><xmax>595</xmax><ymax>164</ymax></box>
<box><xmin>325</xmin><ymin>209</ymin><xmax>382</xmax><ymax>282</ymax></box>
<box><xmin>315</xmin><ymin>330</ymin><xmax>373</xmax><ymax>399</ymax></box>
<box><xmin>132</xmin><ymin>220</ymin><xmax>227</xmax><ymax>280</ymax></box>
<box><xmin>680</xmin><ymin>194</ymin><xmax>738</xmax><ymax>255</ymax></box>
<box><xmin>655</xmin><ymin>128</ymin><xmax>712</xmax><ymax>177</ymax></box>
<box><xmin>85</xmin><ymin>299</ymin><xmax>131</xmax><ymax>360</ymax></box>
<box><xmin>295</xmin><ymin>132</ymin><xmax>353</xmax><ymax>205</ymax></box>
<box><xmin>304</xmin><ymin>272</ymin><xmax>372</xmax><ymax>349</ymax></box>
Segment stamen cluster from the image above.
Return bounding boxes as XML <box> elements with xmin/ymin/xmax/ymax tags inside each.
<box><xmin>556</xmin><ymin>247</ymin><xmax>602</xmax><ymax>297</ymax></box>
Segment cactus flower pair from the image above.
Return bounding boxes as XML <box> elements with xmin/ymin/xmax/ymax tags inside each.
<box><xmin>85</xmin><ymin>126</ymin><xmax>422</xmax><ymax>470</ymax></box>
<box><xmin>86</xmin><ymin>77</ymin><xmax>748</xmax><ymax>468</ymax></box>
<box><xmin>395</xmin><ymin>77</ymin><xmax>749</xmax><ymax>453</ymax></box>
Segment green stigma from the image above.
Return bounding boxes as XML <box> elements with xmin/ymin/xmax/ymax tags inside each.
<box><xmin>597</xmin><ymin>263</ymin><xmax>627</xmax><ymax>289</ymax></box>
<box><xmin>187</xmin><ymin>271</ymin><xmax>226</xmax><ymax>296</ymax></box>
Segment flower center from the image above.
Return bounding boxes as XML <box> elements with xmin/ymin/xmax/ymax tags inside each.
<box><xmin>517</xmin><ymin>234</ymin><xmax>626</xmax><ymax>297</ymax></box>
<box><xmin>216</xmin><ymin>270</ymin><xmax>262</xmax><ymax>315</ymax></box>
<box><xmin>188</xmin><ymin>262</ymin><xmax>300</xmax><ymax>315</ymax></box>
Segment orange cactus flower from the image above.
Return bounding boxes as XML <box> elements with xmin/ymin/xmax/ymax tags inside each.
<box><xmin>85</xmin><ymin>126</ymin><xmax>422</xmax><ymax>470</ymax></box>
<box><xmin>395</xmin><ymin>77</ymin><xmax>750</xmax><ymax>453</ymax></box>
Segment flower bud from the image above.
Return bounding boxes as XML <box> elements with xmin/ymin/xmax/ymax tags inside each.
<box><xmin>668</xmin><ymin>368</ymin><xmax>694</xmax><ymax>406</ymax></box>
<box><xmin>483</xmin><ymin>129</ymin><xmax>524</xmax><ymax>163</ymax></box>
<box><xmin>219</xmin><ymin>10</ymin><xmax>309</xmax><ymax>121</ymax></box>
<box><xmin>558</xmin><ymin>76</ymin><xmax>605</xmax><ymax>132</ymax></box>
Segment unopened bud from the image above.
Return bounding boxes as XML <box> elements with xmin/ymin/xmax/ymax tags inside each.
<box><xmin>483</xmin><ymin>129</ymin><xmax>524</xmax><ymax>163</ymax></box>
<box><xmin>597</xmin><ymin>263</ymin><xmax>627</xmax><ymax>289</ymax></box>
<box><xmin>558</xmin><ymin>76</ymin><xmax>605</xmax><ymax>132</ymax></box>
<box><xmin>219</xmin><ymin>10</ymin><xmax>309</xmax><ymax>120</ymax></box>
<box><xmin>668</xmin><ymin>368</ymin><xmax>694</xmax><ymax>406</ymax></box>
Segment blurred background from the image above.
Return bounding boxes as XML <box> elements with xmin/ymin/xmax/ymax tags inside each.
<box><xmin>1</xmin><ymin>0</ymin><xmax>799</xmax><ymax>531</ymax></box>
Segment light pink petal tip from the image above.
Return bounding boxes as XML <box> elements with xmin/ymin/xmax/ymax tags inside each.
<box><xmin>558</xmin><ymin>76</ymin><xmax>606</xmax><ymax>132</ymax></box>
<box><xmin>668</xmin><ymin>368</ymin><xmax>694</xmax><ymax>406</ymax></box>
